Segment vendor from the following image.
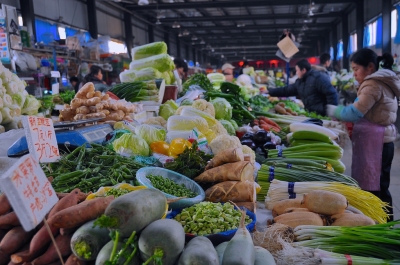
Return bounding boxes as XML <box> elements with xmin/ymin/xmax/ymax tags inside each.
<box><xmin>80</xmin><ymin>65</ymin><xmax>110</xmax><ymax>92</ymax></box>
<box><xmin>267</xmin><ymin>59</ymin><xmax>338</xmax><ymax>116</ymax></box>
<box><xmin>69</xmin><ymin>76</ymin><xmax>80</xmax><ymax>93</ymax></box>
<box><xmin>326</xmin><ymin>49</ymin><xmax>399</xmax><ymax>221</ymax></box>
<box><xmin>174</xmin><ymin>58</ymin><xmax>188</xmax><ymax>81</ymax></box>
<box><xmin>222</xmin><ymin>63</ymin><xmax>235</xmax><ymax>82</ymax></box>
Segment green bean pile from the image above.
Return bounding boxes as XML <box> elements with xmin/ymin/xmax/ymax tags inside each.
<box><xmin>104</xmin><ymin>188</ymin><xmax>131</xmax><ymax>198</ymax></box>
<box><xmin>147</xmin><ymin>174</ymin><xmax>197</xmax><ymax>198</ymax></box>
<box><xmin>174</xmin><ymin>202</ymin><xmax>252</xmax><ymax>236</ymax></box>
<box><xmin>43</xmin><ymin>144</ymin><xmax>143</xmax><ymax>193</ymax></box>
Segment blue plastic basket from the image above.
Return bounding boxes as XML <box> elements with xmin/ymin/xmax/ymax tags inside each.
<box><xmin>167</xmin><ymin>206</ymin><xmax>256</xmax><ymax>246</ymax></box>
<box><xmin>136</xmin><ymin>167</ymin><xmax>205</xmax><ymax>210</ymax></box>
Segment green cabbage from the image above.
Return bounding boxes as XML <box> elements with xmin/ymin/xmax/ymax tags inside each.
<box><xmin>1</xmin><ymin>107</ymin><xmax>13</xmax><ymax>124</ymax></box>
<box><xmin>159</xmin><ymin>100</ymin><xmax>179</xmax><ymax>120</ymax></box>
<box><xmin>135</xmin><ymin>124</ymin><xmax>166</xmax><ymax>145</ymax></box>
<box><xmin>229</xmin><ymin>119</ymin><xmax>239</xmax><ymax>130</ymax></box>
<box><xmin>21</xmin><ymin>95</ymin><xmax>41</xmax><ymax>115</ymax></box>
<box><xmin>162</xmin><ymin>71</ymin><xmax>171</xmax><ymax>84</ymax></box>
<box><xmin>129</xmin><ymin>54</ymin><xmax>175</xmax><ymax>73</ymax></box>
<box><xmin>164</xmin><ymin>99</ymin><xmax>179</xmax><ymax>110</ymax></box>
<box><xmin>112</xmin><ymin>133</ymin><xmax>150</xmax><ymax>156</ymax></box>
<box><xmin>119</xmin><ymin>69</ymin><xmax>136</xmax><ymax>83</ymax></box>
<box><xmin>218</xmin><ymin>119</ymin><xmax>235</xmax><ymax>136</ymax></box>
<box><xmin>180</xmin><ymin>107</ymin><xmax>217</xmax><ymax>127</ymax></box>
<box><xmin>211</xmin><ymin>97</ymin><xmax>232</xmax><ymax>120</ymax></box>
<box><xmin>131</xmin><ymin>42</ymin><xmax>168</xmax><ymax>60</ymax></box>
<box><xmin>11</xmin><ymin>93</ymin><xmax>26</xmax><ymax>107</ymax></box>
<box><xmin>180</xmin><ymin>98</ymin><xmax>193</xmax><ymax>106</ymax></box>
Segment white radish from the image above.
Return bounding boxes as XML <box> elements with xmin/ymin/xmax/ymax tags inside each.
<box><xmin>254</xmin><ymin>246</ymin><xmax>276</xmax><ymax>265</ymax></box>
<box><xmin>221</xmin><ymin>208</ymin><xmax>255</xmax><ymax>265</ymax></box>
<box><xmin>289</xmin><ymin>122</ymin><xmax>338</xmax><ymax>139</ymax></box>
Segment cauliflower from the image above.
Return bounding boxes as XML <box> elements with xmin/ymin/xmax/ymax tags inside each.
<box><xmin>209</xmin><ymin>135</ymin><xmax>241</xmax><ymax>155</ymax></box>
<box><xmin>241</xmin><ymin>145</ymin><xmax>256</xmax><ymax>163</ymax></box>
<box><xmin>210</xmin><ymin>120</ymin><xmax>228</xmax><ymax>136</ymax></box>
<box><xmin>176</xmin><ymin>106</ymin><xmax>190</xmax><ymax>115</ymax></box>
<box><xmin>143</xmin><ymin>116</ymin><xmax>167</xmax><ymax>128</ymax></box>
<box><xmin>192</xmin><ymin>99</ymin><xmax>215</xmax><ymax>117</ymax></box>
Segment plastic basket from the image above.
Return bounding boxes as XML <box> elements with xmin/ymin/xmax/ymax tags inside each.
<box><xmin>167</xmin><ymin>206</ymin><xmax>256</xmax><ymax>246</ymax></box>
<box><xmin>136</xmin><ymin>167</ymin><xmax>205</xmax><ymax>210</ymax></box>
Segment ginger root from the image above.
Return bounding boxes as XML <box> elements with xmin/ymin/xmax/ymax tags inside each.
<box><xmin>73</xmin><ymin>114</ymin><xmax>87</xmax><ymax>120</ymax></box>
<box><xmin>86</xmin><ymin>112</ymin><xmax>106</xmax><ymax>119</ymax></box>
<box><xmin>76</xmin><ymin>106</ymin><xmax>90</xmax><ymax>115</ymax></box>
<box><xmin>94</xmin><ymin>91</ymin><xmax>102</xmax><ymax>98</ymax></box>
<box><xmin>59</xmin><ymin>107</ymin><xmax>76</xmax><ymax>121</ymax></box>
<box><xmin>76</xmin><ymin>82</ymin><xmax>95</xmax><ymax>99</ymax></box>
<box><xmin>101</xmin><ymin>94</ymin><xmax>109</xmax><ymax>101</ymax></box>
<box><xmin>86</xmin><ymin>91</ymin><xmax>95</xmax><ymax>99</ymax></box>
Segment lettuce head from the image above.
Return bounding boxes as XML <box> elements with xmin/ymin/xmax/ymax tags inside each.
<box><xmin>135</xmin><ymin>124</ymin><xmax>166</xmax><ymax>145</ymax></box>
<box><xmin>21</xmin><ymin>95</ymin><xmax>41</xmax><ymax>115</ymax></box>
<box><xmin>211</xmin><ymin>97</ymin><xmax>232</xmax><ymax>120</ymax></box>
<box><xmin>112</xmin><ymin>133</ymin><xmax>150</xmax><ymax>156</ymax></box>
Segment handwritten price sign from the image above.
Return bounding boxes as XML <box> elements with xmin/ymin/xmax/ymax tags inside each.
<box><xmin>22</xmin><ymin>116</ymin><xmax>60</xmax><ymax>163</ymax></box>
<box><xmin>0</xmin><ymin>154</ymin><xmax>58</xmax><ymax>231</ymax></box>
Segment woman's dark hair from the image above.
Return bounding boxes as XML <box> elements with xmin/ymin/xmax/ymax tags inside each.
<box><xmin>83</xmin><ymin>65</ymin><xmax>103</xmax><ymax>84</ymax></box>
<box><xmin>377</xmin><ymin>53</ymin><xmax>394</xmax><ymax>70</ymax></box>
<box><xmin>350</xmin><ymin>48</ymin><xmax>378</xmax><ymax>70</ymax></box>
<box><xmin>174</xmin><ymin>58</ymin><xmax>188</xmax><ymax>73</ymax></box>
<box><xmin>296</xmin><ymin>59</ymin><xmax>311</xmax><ymax>71</ymax></box>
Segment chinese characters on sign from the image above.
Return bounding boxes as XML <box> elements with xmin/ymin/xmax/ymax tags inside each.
<box><xmin>0</xmin><ymin>154</ymin><xmax>58</xmax><ymax>231</ymax></box>
<box><xmin>22</xmin><ymin>116</ymin><xmax>60</xmax><ymax>163</ymax></box>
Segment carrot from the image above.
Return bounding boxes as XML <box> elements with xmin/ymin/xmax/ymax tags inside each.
<box><xmin>259</xmin><ymin>116</ymin><xmax>281</xmax><ymax>129</ymax></box>
<box><xmin>205</xmin><ymin>147</ymin><xmax>244</xmax><ymax>170</ymax></box>
<box><xmin>32</xmin><ymin>234</ymin><xmax>72</xmax><ymax>265</ymax></box>
<box><xmin>65</xmin><ymin>254</ymin><xmax>87</xmax><ymax>265</ymax></box>
<box><xmin>0</xmin><ymin>212</ymin><xmax>20</xmax><ymax>229</ymax></box>
<box><xmin>0</xmin><ymin>227</ymin><xmax>35</xmax><ymax>255</ymax></box>
<box><xmin>29</xmin><ymin>189</ymin><xmax>85</xmax><ymax>256</ymax></box>
<box><xmin>48</xmin><ymin>196</ymin><xmax>114</xmax><ymax>229</ymax></box>
<box><xmin>0</xmin><ymin>194</ymin><xmax>11</xmax><ymax>216</ymax></box>
<box><xmin>0</xmin><ymin>250</ymin><xmax>10</xmax><ymax>265</ymax></box>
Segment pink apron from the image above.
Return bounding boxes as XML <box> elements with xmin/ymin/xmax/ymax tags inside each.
<box><xmin>351</xmin><ymin>118</ymin><xmax>385</xmax><ymax>191</ymax></box>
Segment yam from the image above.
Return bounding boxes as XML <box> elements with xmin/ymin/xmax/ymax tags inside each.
<box><xmin>0</xmin><ymin>227</ymin><xmax>34</xmax><ymax>255</ymax></box>
<box><xmin>272</xmin><ymin>198</ymin><xmax>305</xmax><ymax>217</ymax></box>
<box><xmin>330</xmin><ymin>213</ymin><xmax>375</xmax><ymax>226</ymax></box>
<box><xmin>0</xmin><ymin>194</ymin><xmax>11</xmax><ymax>216</ymax></box>
<box><xmin>205</xmin><ymin>148</ymin><xmax>244</xmax><ymax>170</ymax></box>
<box><xmin>273</xmin><ymin>212</ymin><xmax>325</xmax><ymax>228</ymax></box>
<box><xmin>195</xmin><ymin>161</ymin><xmax>254</xmax><ymax>183</ymax></box>
<box><xmin>48</xmin><ymin>196</ymin><xmax>114</xmax><ymax>229</ymax></box>
<box><xmin>32</xmin><ymin>234</ymin><xmax>72</xmax><ymax>265</ymax></box>
<box><xmin>205</xmin><ymin>181</ymin><xmax>255</xmax><ymax>203</ymax></box>
<box><xmin>302</xmin><ymin>190</ymin><xmax>348</xmax><ymax>215</ymax></box>
<box><xmin>177</xmin><ymin>236</ymin><xmax>219</xmax><ymax>265</ymax></box>
<box><xmin>0</xmin><ymin>212</ymin><xmax>20</xmax><ymax>229</ymax></box>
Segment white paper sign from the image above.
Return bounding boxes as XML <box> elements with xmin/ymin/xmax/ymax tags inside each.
<box><xmin>0</xmin><ymin>154</ymin><xmax>58</xmax><ymax>231</ymax></box>
<box><xmin>22</xmin><ymin>116</ymin><xmax>60</xmax><ymax>163</ymax></box>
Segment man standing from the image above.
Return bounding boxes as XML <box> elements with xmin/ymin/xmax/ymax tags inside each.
<box><xmin>222</xmin><ymin>63</ymin><xmax>235</xmax><ymax>82</ymax></box>
<box><xmin>312</xmin><ymin>53</ymin><xmax>332</xmax><ymax>75</ymax></box>
<box><xmin>267</xmin><ymin>59</ymin><xmax>338</xmax><ymax>116</ymax></box>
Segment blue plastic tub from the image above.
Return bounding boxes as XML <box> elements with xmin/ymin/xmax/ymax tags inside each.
<box><xmin>136</xmin><ymin>167</ymin><xmax>205</xmax><ymax>210</ymax></box>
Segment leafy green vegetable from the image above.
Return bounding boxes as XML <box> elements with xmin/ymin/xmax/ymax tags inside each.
<box><xmin>218</xmin><ymin>119</ymin><xmax>236</xmax><ymax>136</ymax></box>
<box><xmin>105</xmin><ymin>188</ymin><xmax>131</xmax><ymax>198</ymax></box>
<box><xmin>132</xmin><ymin>42</ymin><xmax>167</xmax><ymax>60</ymax></box>
<box><xmin>135</xmin><ymin>124</ymin><xmax>166</xmax><ymax>145</ymax></box>
<box><xmin>159</xmin><ymin>100</ymin><xmax>179</xmax><ymax>120</ymax></box>
<box><xmin>211</xmin><ymin>97</ymin><xmax>232</xmax><ymax>120</ymax></box>
<box><xmin>110</xmin><ymin>80</ymin><xmax>159</xmax><ymax>102</ymax></box>
<box><xmin>165</xmin><ymin>141</ymin><xmax>213</xmax><ymax>179</ymax></box>
<box><xmin>112</xmin><ymin>133</ymin><xmax>150</xmax><ymax>156</ymax></box>
<box><xmin>23</xmin><ymin>95</ymin><xmax>42</xmax><ymax>115</ymax></box>
<box><xmin>182</xmin><ymin>73</ymin><xmax>213</xmax><ymax>95</ymax></box>
<box><xmin>129</xmin><ymin>54</ymin><xmax>175</xmax><ymax>72</ymax></box>
<box><xmin>249</xmin><ymin>95</ymin><xmax>273</xmax><ymax>113</ymax></box>
<box><xmin>180</xmin><ymin>98</ymin><xmax>193</xmax><ymax>106</ymax></box>
<box><xmin>59</xmin><ymin>90</ymin><xmax>75</xmax><ymax>104</ymax></box>
<box><xmin>229</xmin><ymin>119</ymin><xmax>239</xmax><ymax>130</ymax></box>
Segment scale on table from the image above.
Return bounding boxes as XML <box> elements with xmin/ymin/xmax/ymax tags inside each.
<box><xmin>7</xmin><ymin>118</ymin><xmax>113</xmax><ymax>157</ymax></box>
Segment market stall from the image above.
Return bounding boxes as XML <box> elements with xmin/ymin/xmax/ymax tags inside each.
<box><xmin>0</xmin><ymin>41</ymin><xmax>397</xmax><ymax>265</ymax></box>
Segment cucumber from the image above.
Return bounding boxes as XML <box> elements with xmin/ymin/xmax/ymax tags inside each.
<box><xmin>71</xmin><ymin>219</ymin><xmax>110</xmax><ymax>261</ymax></box>
<box><xmin>291</xmin><ymin>130</ymin><xmax>333</xmax><ymax>143</ymax></box>
<box><xmin>96</xmin><ymin>240</ymin><xmax>140</xmax><ymax>265</ymax></box>
<box><xmin>177</xmin><ymin>236</ymin><xmax>219</xmax><ymax>265</ymax></box>
<box><xmin>290</xmin><ymin>139</ymin><xmax>333</xmax><ymax>147</ymax></box>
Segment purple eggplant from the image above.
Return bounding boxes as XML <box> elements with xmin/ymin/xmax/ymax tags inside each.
<box><xmin>241</xmin><ymin>139</ymin><xmax>256</xmax><ymax>150</ymax></box>
<box><xmin>253</xmin><ymin>130</ymin><xmax>272</xmax><ymax>146</ymax></box>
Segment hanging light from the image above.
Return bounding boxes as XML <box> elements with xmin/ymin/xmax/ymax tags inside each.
<box><xmin>183</xmin><ymin>29</ymin><xmax>190</xmax><ymax>36</ymax></box>
<box><xmin>156</xmin><ymin>19</ymin><xmax>162</xmax><ymax>25</ymax></box>
<box><xmin>172</xmin><ymin>21</ymin><xmax>180</xmax><ymax>28</ymax></box>
<box><xmin>237</xmin><ymin>23</ymin><xmax>246</xmax><ymax>28</ymax></box>
<box><xmin>200</xmin><ymin>39</ymin><xmax>205</xmax><ymax>44</ymax></box>
<box><xmin>221</xmin><ymin>54</ymin><xmax>224</xmax><ymax>58</ymax></box>
<box><xmin>191</xmin><ymin>35</ymin><xmax>198</xmax><ymax>40</ymax></box>
<box><xmin>178</xmin><ymin>31</ymin><xmax>183</xmax><ymax>37</ymax></box>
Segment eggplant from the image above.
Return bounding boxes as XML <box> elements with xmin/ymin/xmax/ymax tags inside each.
<box><xmin>302</xmin><ymin>118</ymin><xmax>323</xmax><ymax>127</ymax></box>
<box><xmin>241</xmin><ymin>132</ymin><xmax>254</xmax><ymax>141</ymax></box>
<box><xmin>241</xmin><ymin>139</ymin><xmax>256</xmax><ymax>150</ymax></box>
<box><xmin>263</xmin><ymin>142</ymin><xmax>277</xmax><ymax>150</ymax></box>
<box><xmin>253</xmin><ymin>130</ymin><xmax>271</xmax><ymax>146</ymax></box>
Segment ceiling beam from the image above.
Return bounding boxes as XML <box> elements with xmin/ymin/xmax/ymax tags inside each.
<box><xmin>160</xmin><ymin>11</ymin><xmax>342</xmax><ymax>22</ymax></box>
<box><xmin>190</xmin><ymin>30</ymin><xmax>326</xmax><ymax>37</ymax></box>
<box><xmin>171</xmin><ymin>23</ymin><xmax>331</xmax><ymax>31</ymax></box>
<box><xmin>127</xmin><ymin>0</ymin><xmax>356</xmax><ymax>10</ymax></box>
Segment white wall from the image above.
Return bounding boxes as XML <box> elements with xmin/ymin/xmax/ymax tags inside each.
<box><xmin>97</xmin><ymin>10</ymin><xmax>123</xmax><ymax>39</ymax></box>
<box><xmin>33</xmin><ymin>0</ymin><xmax>88</xmax><ymax>30</ymax></box>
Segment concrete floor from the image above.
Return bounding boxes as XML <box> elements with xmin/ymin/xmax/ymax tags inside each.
<box><xmin>342</xmin><ymin>136</ymin><xmax>400</xmax><ymax>220</ymax></box>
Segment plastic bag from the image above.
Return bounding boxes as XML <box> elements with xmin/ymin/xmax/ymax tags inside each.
<box><xmin>135</xmin><ymin>124</ymin><xmax>166</xmax><ymax>145</ymax></box>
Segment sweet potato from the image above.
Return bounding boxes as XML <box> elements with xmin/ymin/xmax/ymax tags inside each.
<box><xmin>65</xmin><ymin>254</ymin><xmax>87</xmax><ymax>265</ymax></box>
<box><xmin>195</xmin><ymin>161</ymin><xmax>254</xmax><ymax>183</ymax></box>
<box><xmin>302</xmin><ymin>190</ymin><xmax>348</xmax><ymax>216</ymax></box>
<box><xmin>59</xmin><ymin>227</ymin><xmax>78</xmax><ymax>236</ymax></box>
<box><xmin>48</xmin><ymin>196</ymin><xmax>114</xmax><ymax>229</ymax></box>
<box><xmin>0</xmin><ymin>212</ymin><xmax>20</xmax><ymax>229</ymax></box>
<box><xmin>205</xmin><ymin>148</ymin><xmax>244</xmax><ymax>170</ymax></box>
<box><xmin>271</xmin><ymin>198</ymin><xmax>305</xmax><ymax>217</ymax></box>
<box><xmin>11</xmin><ymin>247</ymin><xmax>47</xmax><ymax>265</ymax></box>
<box><xmin>205</xmin><ymin>181</ymin><xmax>255</xmax><ymax>203</ymax></box>
<box><xmin>32</xmin><ymin>234</ymin><xmax>72</xmax><ymax>265</ymax></box>
<box><xmin>0</xmin><ymin>230</ymin><xmax>7</xmax><ymax>242</ymax></box>
<box><xmin>0</xmin><ymin>227</ymin><xmax>34</xmax><ymax>255</ymax></box>
<box><xmin>0</xmin><ymin>194</ymin><xmax>11</xmax><ymax>216</ymax></box>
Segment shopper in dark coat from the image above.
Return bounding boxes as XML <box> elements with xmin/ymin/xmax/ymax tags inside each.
<box><xmin>267</xmin><ymin>59</ymin><xmax>338</xmax><ymax>116</ymax></box>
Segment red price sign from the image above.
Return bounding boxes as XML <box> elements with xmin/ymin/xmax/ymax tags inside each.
<box><xmin>0</xmin><ymin>154</ymin><xmax>58</xmax><ymax>231</ymax></box>
<box><xmin>22</xmin><ymin>116</ymin><xmax>60</xmax><ymax>163</ymax></box>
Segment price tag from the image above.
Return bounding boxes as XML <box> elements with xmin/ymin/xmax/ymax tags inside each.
<box><xmin>0</xmin><ymin>154</ymin><xmax>58</xmax><ymax>231</ymax></box>
<box><xmin>22</xmin><ymin>116</ymin><xmax>60</xmax><ymax>163</ymax></box>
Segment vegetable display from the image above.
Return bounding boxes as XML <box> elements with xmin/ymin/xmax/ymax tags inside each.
<box><xmin>181</xmin><ymin>73</ymin><xmax>214</xmax><ymax>96</ymax></box>
<box><xmin>173</xmin><ymin>202</ymin><xmax>252</xmax><ymax>235</ymax></box>
<box><xmin>110</xmin><ymin>80</ymin><xmax>160</xmax><ymax>103</ymax></box>
<box><xmin>147</xmin><ymin>174</ymin><xmax>197</xmax><ymax>198</ymax></box>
